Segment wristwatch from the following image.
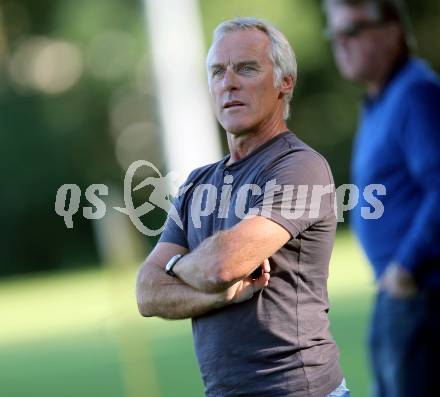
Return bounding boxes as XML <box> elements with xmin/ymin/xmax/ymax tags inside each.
<box><xmin>165</xmin><ymin>254</ymin><xmax>184</xmax><ymax>277</ymax></box>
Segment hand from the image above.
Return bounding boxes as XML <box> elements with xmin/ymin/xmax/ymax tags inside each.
<box><xmin>224</xmin><ymin>259</ymin><xmax>271</xmax><ymax>304</ymax></box>
<box><xmin>379</xmin><ymin>262</ymin><xmax>417</xmax><ymax>298</ymax></box>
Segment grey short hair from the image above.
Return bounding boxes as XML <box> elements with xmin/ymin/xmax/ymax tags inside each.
<box><xmin>206</xmin><ymin>17</ymin><xmax>297</xmax><ymax>120</ymax></box>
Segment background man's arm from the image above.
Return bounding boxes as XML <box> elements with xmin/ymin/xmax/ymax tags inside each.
<box><xmin>136</xmin><ymin>242</ymin><xmax>270</xmax><ymax>319</ymax></box>
<box><xmin>381</xmin><ymin>81</ymin><xmax>440</xmax><ymax>297</ymax></box>
<box><xmin>173</xmin><ymin>216</ymin><xmax>290</xmax><ymax>293</ymax></box>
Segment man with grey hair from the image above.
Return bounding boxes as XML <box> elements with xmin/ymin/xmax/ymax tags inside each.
<box><xmin>137</xmin><ymin>17</ymin><xmax>348</xmax><ymax>396</ymax></box>
<box><xmin>324</xmin><ymin>0</ymin><xmax>440</xmax><ymax>396</ymax></box>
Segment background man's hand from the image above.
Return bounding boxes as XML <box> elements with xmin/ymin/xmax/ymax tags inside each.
<box><xmin>224</xmin><ymin>259</ymin><xmax>271</xmax><ymax>304</ymax></box>
<box><xmin>379</xmin><ymin>262</ymin><xmax>417</xmax><ymax>298</ymax></box>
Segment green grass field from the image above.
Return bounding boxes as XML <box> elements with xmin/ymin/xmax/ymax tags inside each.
<box><xmin>0</xmin><ymin>231</ymin><xmax>375</xmax><ymax>397</ymax></box>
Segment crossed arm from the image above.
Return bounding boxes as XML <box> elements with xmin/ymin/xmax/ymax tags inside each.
<box><xmin>136</xmin><ymin>216</ymin><xmax>290</xmax><ymax>319</ymax></box>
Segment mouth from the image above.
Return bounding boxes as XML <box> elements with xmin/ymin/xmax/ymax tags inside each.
<box><xmin>223</xmin><ymin>101</ymin><xmax>245</xmax><ymax>109</ymax></box>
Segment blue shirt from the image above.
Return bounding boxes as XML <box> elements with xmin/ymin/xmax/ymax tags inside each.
<box><xmin>351</xmin><ymin>58</ymin><xmax>440</xmax><ymax>286</ymax></box>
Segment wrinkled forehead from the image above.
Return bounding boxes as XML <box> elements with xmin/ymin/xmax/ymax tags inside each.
<box><xmin>207</xmin><ymin>29</ymin><xmax>271</xmax><ymax>68</ymax></box>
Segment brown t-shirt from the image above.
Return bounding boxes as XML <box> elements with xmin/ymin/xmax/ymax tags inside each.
<box><xmin>159</xmin><ymin>131</ymin><xmax>343</xmax><ymax>396</ymax></box>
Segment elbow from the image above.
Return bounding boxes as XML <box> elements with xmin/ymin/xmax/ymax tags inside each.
<box><xmin>136</xmin><ymin>295</ymin><xmax>154</xmax><ymax>317</ymax></box>
<box><xmin>136</xmin><ymin>280</ymin><xmax>155</xmax><ymax>317</ymax></box>
<box><xmin>137</xmin><ymin>301</ymin><xmax>154</xmax><ymax>317</ymax></box>
<box><xmin>204</xmin><ymin>260</ymin><xmax>235</xmax><ymax>292</ymax></box>
<box><xmin>136</xmin><ymin>264</ymin><xmax>161</xmax><ymax>317</ymax></box>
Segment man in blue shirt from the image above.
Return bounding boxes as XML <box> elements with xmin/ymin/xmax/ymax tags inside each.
<box><xmin>324</xmin><ymin>0</ymin><xmax>440</xmax><ymax>396</ymax></box>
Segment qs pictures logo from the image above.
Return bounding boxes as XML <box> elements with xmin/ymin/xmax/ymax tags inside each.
<box><xmin>55</xmin><ymin>160</ymin><xmax>387</xmax><ymax>235</ymax></box>
<box><xmin>54</xmin><ymin>160</ymin><xmax>186</xmax><ymax>236</ymax></box>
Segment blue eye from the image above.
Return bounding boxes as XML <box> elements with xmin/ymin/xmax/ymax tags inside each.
<box><xmin>239</xmin><ymin>64</ymin><xmax>258</xmax><ymax>74</ymax></box>
<box><xmin>212</xmin><ymin>69</ymin><xmax>224</xmax><ymax>77</ymax></box>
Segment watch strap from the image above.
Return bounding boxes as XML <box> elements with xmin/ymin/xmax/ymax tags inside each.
<box><xmin>165</xmin><ymin>254</ymin><xmax>183</xmax><ymax>277</ymax></box>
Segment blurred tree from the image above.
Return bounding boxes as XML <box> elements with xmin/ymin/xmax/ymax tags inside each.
<box><xmin>0</xmin><ymin>0</ymin><xmax>158</xmax><ymax>276</ymax></box>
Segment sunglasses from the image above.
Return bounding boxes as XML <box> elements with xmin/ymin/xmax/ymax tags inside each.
<box><xmin>325</xmin><ymin>19</ymin><xmax>385</xmax><ymax>41</ymax></box>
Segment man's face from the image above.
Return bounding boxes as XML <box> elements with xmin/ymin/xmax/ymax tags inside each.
<box><xmin>326</xmin><ymin>4</ymin><xmax>399</xmax><ymax>82</ymax></box>
<box><xmin>207</xmin><ymin>29</ymin><xmax>284</xmax><ymax>135</ymax></box>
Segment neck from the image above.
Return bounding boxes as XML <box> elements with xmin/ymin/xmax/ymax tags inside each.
<box><xmin>226</xmin><ymin>117</ymin><xmax>288</xmax><ymax>165</ymax></box>
<box><xmin>366</xmin><ymin>53</ymin><xmax>408</xmax><ymax>97</ymax></box>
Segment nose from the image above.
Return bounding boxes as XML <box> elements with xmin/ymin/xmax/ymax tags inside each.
<box><xmin>223</xmin><ymin>66</ymin><xmax>239</xmax><ymax>91</ymax></box>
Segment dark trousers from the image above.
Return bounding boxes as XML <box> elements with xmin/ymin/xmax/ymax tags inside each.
<box><xmin>369</xmin><ymin>289</ymin><xmax>440</xmax><ymax>397</ymax></box>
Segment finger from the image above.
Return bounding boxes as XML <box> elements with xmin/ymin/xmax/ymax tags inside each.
<box><xmin>262</xmin><ymin>258</ymin><xmax>270</xmax><ymax>273</ymax></box>
<box><xmin>253</xmin><ymin>272</ymin><xmax>270</xmax><ymax>290</ymax></box>
<box><xmin>263</xmin><ymin>272</ymin><xmax>270</xmax><ymax>284</ymax></box>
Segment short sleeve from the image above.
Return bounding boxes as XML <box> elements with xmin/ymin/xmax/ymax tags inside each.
<box><xmin>158</xmin><ymin>183</ymin><xmax>189</xmax><ymax>248</ymax></box>
<box><xmin>250</xmin><ymin>150</ymin><xmax>336</xmax><ymax>239</ymax></box>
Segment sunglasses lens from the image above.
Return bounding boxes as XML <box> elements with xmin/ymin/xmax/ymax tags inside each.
<box><xmin>345</xmin><ymin>26</ymin><xmax>360</xmax><ymax>37</ymax></box>
<box><xmin>326</xmin><ymin>20</ymin><xmax>383</xmax><ymax>41</ymax></box>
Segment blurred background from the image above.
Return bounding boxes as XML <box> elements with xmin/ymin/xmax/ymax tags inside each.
<box><xmin>1</xmin><ymin>0</ymin><xmax>439</xmax><ymax>396</ymax></box>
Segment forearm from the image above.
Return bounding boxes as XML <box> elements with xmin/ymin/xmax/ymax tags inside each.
<box><xmin>173</xmin><ymin>231</ymin><xmax>247</xmax><ymax>293</ymax></box>
<box><xmin>136</xmin><ymin>261</ymin><xmax>227</xmax><ymax>320</ymax></box>
<box><xmin>173</xmin><ymin>217</ymin><xmax>289</xmax><ymax>293</ymax></box>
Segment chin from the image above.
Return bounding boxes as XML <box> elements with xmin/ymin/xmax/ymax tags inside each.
<box><xmin>221</xmin><ymin>118</ymin><xmax>253</xmax><ymax>135</ymax></box>
<box><xmin>224</xmin><ymin>126</ymin><xmax>249</xmax><ymax>136</ymax></box>
<box><xmin>339</xmin><ymin>64</ymin><xmax>364</xmax><ymax>83</ymax></box>
<box><xmin>336</xmin><ymin>57</ymin><xmax>360</xmax><ymax>81</ymax></box>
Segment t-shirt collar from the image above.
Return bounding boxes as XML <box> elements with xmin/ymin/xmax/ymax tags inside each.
<box><xmin>221</xmin><ymin>130</ymin><xmax>292</xmax><ymax>170</ymax></box>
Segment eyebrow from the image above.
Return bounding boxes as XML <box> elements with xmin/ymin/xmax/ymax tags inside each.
<box><xmin>209</xmin><ymin>60</ymin><xmax>261</xmax><ymax>70</ymax></box>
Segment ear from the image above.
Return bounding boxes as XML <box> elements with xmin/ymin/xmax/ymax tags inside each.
<box><xmin>278</xmin><ymin>74</ymin><xmax>295</xmax><ymax>98</ymax></box>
